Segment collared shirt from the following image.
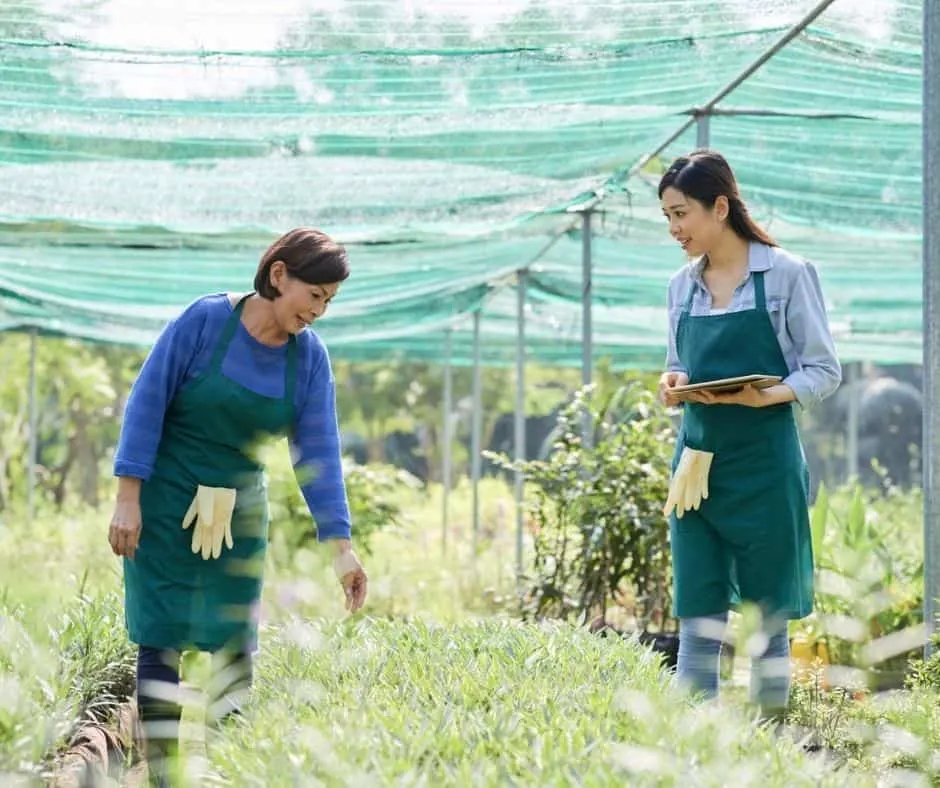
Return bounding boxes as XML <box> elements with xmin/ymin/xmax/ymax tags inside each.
<box><xmin>665</xmin><ymin>242</ymin><xmax>842</xmax><ymax>409</ymax></box>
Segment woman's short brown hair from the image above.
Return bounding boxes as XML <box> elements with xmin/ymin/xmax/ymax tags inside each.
<box><xmin>254</xmin><ymin>228</ymin><xmax>350</xmax><ymax>299</ymax></box>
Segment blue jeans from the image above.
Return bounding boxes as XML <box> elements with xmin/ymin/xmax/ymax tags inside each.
<box><xmin>676</xmin><ymin>612</ymin><xmax>791</xmax><ymax>714</ymax></box>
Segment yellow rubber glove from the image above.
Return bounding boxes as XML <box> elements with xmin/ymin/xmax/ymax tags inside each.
<box><xmin>683</xmin><ymin>448</ymin><xmax>712</xmax><ymax>514</ymax></box>
<box><xmin>209</xmin><ymin>488</ymin><xmax>236</xmax><ymax>559</ymax></box>
<box><xmin>182</xmin><ymin>486</ymin><xmax>236</xmax><ymax>560</ymax></box>
<box><xmin>182</xmin><ymin>485</ymin><xmax>212</xmax><ymax>557</ymax></box>
<box><xmin>663</xmin><ymin>447</ymin><xmax>714</xmax><ymax>519</ymax></box>
<box><xmin>693</xmin><ymin>451</ymin><xmax>713</xmax><ymax>503</ymax></box>
<box><xmin>663</xmin><ymin>447</ymin><xmax>694</xmax><ymax>519</ymax></box>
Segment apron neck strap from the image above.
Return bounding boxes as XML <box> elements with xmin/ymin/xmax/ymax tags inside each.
<box><xmin>284</xmin><ymin>335</ymin><xmax>297</xmax><ymax>424</ymax></box>
<box><xmin>682</xmin><ymin>274</ymin><xmax>697</xmax><ymax>313</ymax></box>
<box><xmin>210</xmin><ymin>293</ymin><xmax>253</xmax><ymax>371</ymax></box>
<box><xmin>752</xmin><ymin>270</ymin><xmax>767</xmax><ymax>311</ymax></box>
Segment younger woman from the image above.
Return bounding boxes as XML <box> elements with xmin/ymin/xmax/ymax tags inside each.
<box><xmin>658</xmin><ymin>150</ymin><xmax>841</xmax><ymax>719</ymax></box>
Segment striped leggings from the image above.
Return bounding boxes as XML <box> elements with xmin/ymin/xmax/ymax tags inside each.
<box><xmin>676</xmin><ymin>612</ymin><xmax>791</xmax><ymax>714</ymax></box>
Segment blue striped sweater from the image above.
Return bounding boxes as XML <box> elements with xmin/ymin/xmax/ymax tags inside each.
<box><xmin>114</xmin><ymin>293</ymin><xmax>351</xmax><ymax>541</ymax></box>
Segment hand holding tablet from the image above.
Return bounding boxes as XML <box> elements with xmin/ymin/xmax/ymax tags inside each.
<box><xmin>669</xmin><ymin>374</ymin><xmax>782</xmax><ymax>402</ymax></box>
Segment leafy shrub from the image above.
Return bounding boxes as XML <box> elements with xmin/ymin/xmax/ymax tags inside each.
<box><xmin>906</xmin><ymin>636</ymin><xmax>940</xmax><ymax>691</ymax></box>
<box><xmin>795</xmin><ymin>482</ymin><xmax>923</xmax><ymax>675</ymax></box>
<box><xmin>263</xmin><ymin>441</ymin><xmax>420</xmax><ymax>556</ymax></box>
<box><xmin>488</xmin><ymin>382</ymin><xmax>674</xmax><ymax>630</ymax></box>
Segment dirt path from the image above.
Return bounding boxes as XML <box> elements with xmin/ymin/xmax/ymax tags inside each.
<box><xmin>48</xmin><ymin>700</ymin><xmax>139</xmax><ymax>787</ymax></box>
<box><xmin>48</xmin><ymin>685</ymin><xmax>218</xmax><ymax>787</ymax></box>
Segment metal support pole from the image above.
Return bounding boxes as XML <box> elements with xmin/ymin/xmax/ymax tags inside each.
<box><xmin>27</xmin><ymin>328</ymin><xmax>38</xmax><ymax>524</ymax></box>
<box><xmin>923</xmin><ymin>0</ymin><xmax>939</xmax><ymax>657</ymax></box>
<box><xmin>696</xmin><ymin>113</ymin><xmax>711</xmax><ymax>148</ymax></box>
<box><xmin>515</xmin><ymin>271</ymin><xmax>527</xmax><ymax>578</ymax></box>
<box><xmin>470</xmin><ymin>310</ymin><xmax>483</xmax><ymax>556</ymax></box>
<box><xmin>581</xmin><ymin>211</ymin><xmax>593</xmax><ymax>448</ymax></box>
<box><xmin>846</xmin><ymin>362</ymin><xmax>859</xmax><ymax>481</ymax></box>
<box><xmin>611</xmin><ymin>0</ymin><xmax>840</xmax><ymax>201</ymax></box>
<box><xmin>686</xmin><ymin>107</ymin><xmax>877</xmax><ymax>121</ymax></box>
<box><xmin>441</xmin><ymin>329</ymin><xmax>453</xmax><ymax>556</ymax></box>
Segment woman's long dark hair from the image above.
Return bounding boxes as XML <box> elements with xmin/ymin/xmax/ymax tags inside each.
<box><xmin>658</xmin><ymin>149</ymin><xmax>776</xmax><ymax>247</ymax></box>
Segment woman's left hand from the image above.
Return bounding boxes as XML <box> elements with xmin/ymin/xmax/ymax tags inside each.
<box><xmin>686</xmin><ymin>384</ymin><xmax>766</xmax><ymax>408</ymax></box>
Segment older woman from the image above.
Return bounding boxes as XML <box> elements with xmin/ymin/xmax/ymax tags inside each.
<box><xmin>109</xmin><ymin>228</ymin><xmax>368</xmax><ymax>782</ymax></box>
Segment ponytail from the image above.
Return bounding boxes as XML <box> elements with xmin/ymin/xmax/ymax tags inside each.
<box><xmin>727</xmin><ymin>195</ymin><xmax>776</xmax><ymax>247</ymax></box>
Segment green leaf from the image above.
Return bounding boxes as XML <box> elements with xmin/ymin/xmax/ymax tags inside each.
<box><xmin>847</xmin><ymin>484</ymin><xmax>867</xmax><ymax>547</ymax></box>
<box><xmin>810</xmin><ymin>482</ymin><xmax>829</xmax><ymax>563</ymax></box>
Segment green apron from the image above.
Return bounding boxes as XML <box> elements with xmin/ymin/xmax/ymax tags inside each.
<box><xmin>124</xmin><ymin>294</ymin><xmax>296</xmax><ymax>652</ymax></box>
<box><xmin>669</xmin><ymin>270</ymin><xmax>814</xmax><ymax>621</ymax></box>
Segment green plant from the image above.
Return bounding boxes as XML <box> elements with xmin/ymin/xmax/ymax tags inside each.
<box><xmin>487</xmin><ymin>382</ymin><xmax>674</xmax><ymax>629</ymax></box>
<box><xmin>796</xmin><ymin>482</ymin><xmax>923</xmax><ymax>678</ymax></box>
<box><xmin>0</xmin><ymin>586</ymin><xmax>136</xmax><ymax>781</ymax></box>
<box><xmin>906</xmin><ymin>636</ymin><xmax>940</xmax><ymax>691</ymax></box>
<box><xmin>786</xmin><ymin>668</ymin><xmax>862</xmax><ymax>756</ymax></box>
<box><xmin>6</xmin><ymin>501</ymin><xmax>940</xmax><ymax>785</ymax></box>
<box><xmin>203</xmin><ymin>617</ymin><xmax>873</xmax><ymax>787</ymax></box>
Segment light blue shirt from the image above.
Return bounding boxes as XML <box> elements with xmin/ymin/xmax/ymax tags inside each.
<box><xmin>665</xmin><ymin>242</ymin><xmax>842</xmax><ymax>409</ymax></box>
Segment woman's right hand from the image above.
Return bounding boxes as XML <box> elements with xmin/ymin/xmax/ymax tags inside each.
<box><xmin>109</xmin><ymin>497</ymin><xmax>142</xmax><ymax>559</ymax></box>
<box><xmin>658</xmin><ymin>371</ymin><xmax>689</xmax><ymax>408</ymax></box>
<box><xmin>332</xmin><ymin>540</ymin><xmax>368</xmax><ymax>613</ymax></box>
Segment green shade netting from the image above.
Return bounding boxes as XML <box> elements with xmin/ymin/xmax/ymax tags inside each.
<box><xmin>0</xmin><ymin>0</ymin><xmax>925</xmax><ymax>366</ymax></box>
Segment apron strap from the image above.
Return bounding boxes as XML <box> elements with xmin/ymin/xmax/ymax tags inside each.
<box><xmin>682</xmin><ymin>273</ymin><xmax>698</xmax><ymax>313</ymax></box>
<box><xmin>210</xmin><ymin>293</ymin><xmax>253</xmax><ymax>372</ymax></box>
<box><xmin>753</xmin><ymin>270</ymin><xmax>767</xmax><ymax>311</ymax></box>
<box><xmin>284</xmin><ymin>335</ymin><xmax>297</xmax><ymax>430</ymax></box>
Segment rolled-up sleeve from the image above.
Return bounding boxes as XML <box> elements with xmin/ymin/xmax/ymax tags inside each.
<box><xmin>783</xmin><ymin>261</ymin><xmax>842</xmax><ymax>408</ymax></box>
<box><xmin>665</xmin><ymin>275</ymin><xmax>686</xmax><ymax>374</ymax></box>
